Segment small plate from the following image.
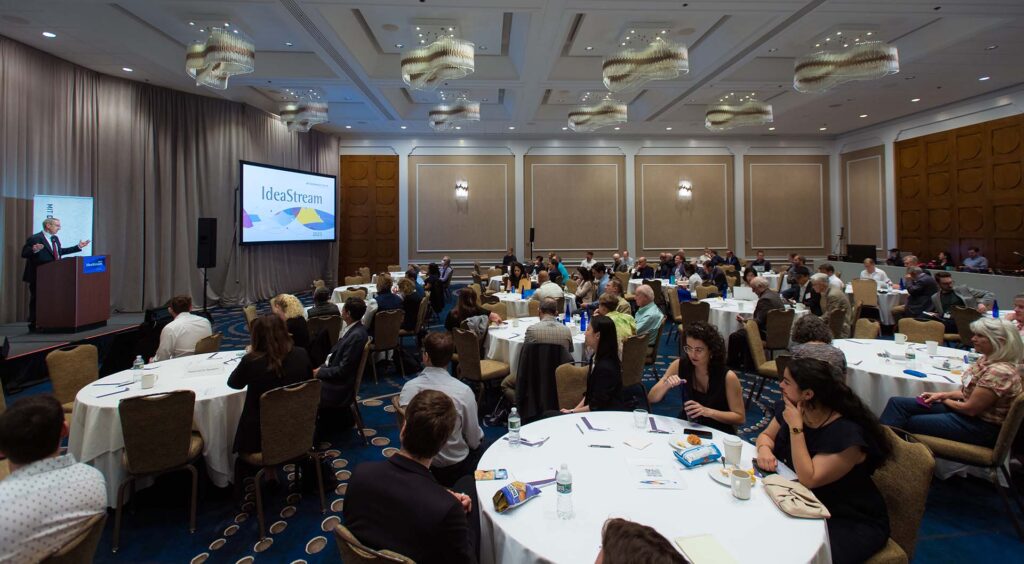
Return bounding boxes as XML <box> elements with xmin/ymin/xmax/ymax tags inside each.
<box><xmin>708</xmin><ymin>466</ymin><xmax>756</xmax><ymax>487</ymax></box>
<box><xmin>668</xmin><ymin>437</ymin><xmax>700</xmax><ymax>451</ymax></box>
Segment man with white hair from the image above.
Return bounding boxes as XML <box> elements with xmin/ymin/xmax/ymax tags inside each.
<box><xmin>21</xmin><ymin>217</ymin><xmax>90</xmax><ymax>331</ymax></box>
<box><xmin>632</xmin><ymin>285</ymin><xmax>664</xmax><ymax>346</ymax></box>
<box><xmin>726</xmin><ymin>276</ymin><xmax>785</xmax><ymax>368</ymax></box>
<box><xmin>811</xmin><ymin>273</ymin><xmax>851</xmax><ymax>338</ymax></box>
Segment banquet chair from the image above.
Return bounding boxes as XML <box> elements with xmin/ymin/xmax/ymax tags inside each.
<box><xmin>486</xmin><ymin>267</ymin><xmax>504</xmax><ymax>281</ymax></box>
<box><xmin>865</xmin><ymin>427</ymin><xmax>934</xmax><ymax>564</ymax></box>
<box><xmin>620</xmin><ymin>335</ymin><xmax>650</xmax><ymax>410</ymax></box>
<box><xmin>345</xmin><ymin>288</ymin><xmax>368</xmax><ymax>300</ymax></box>
<box><xmin>554</xmin><ymin>363</ymin><xmax>589</xmax><ymax>411</ymax></box>
<box><xmin>950</xmin><ymin>306</ymin><xmax>982</xmax><ymax>346</ymax></box>
<box><xmin>46</xmin><ymin>344</ymin><xmax>99</xmax><ymax>414</ymax></box>
<box><xmin>642</xmin><ymin>321</ymin><xmax>666</xmax><ymax>380</ymax></box>
<box><xmin>555</xmin><ymin>296</ymin><xmax>566</xmax><ymax>315</ymax></box>
<box><xmin>243</xmin><ymin>305</ymin><xmax>258</xmax><ymax>328</ymax></box>
<box><xmin>677</xmin><ymin>301</ymin><xmax>712</xmax><ymax>356</ymax></box>
<box><xmin>613</xmin><ymin>271</ymin><xmax>631</xmax><ymax>290</ymax></box>
<box><xmin>333</xmin><ymin>523</ymin><xmax>414</xmax><ymax>563</ymax></box>
<box><xmin>896</xmin><ymin>318</ymin><xmax>944</xmax><ymax>344</ymax></box>
<box><xmin>666</xmin><ymin>288</ymin><xmax>683</xmax><ymax>343</ymax></box>
<box><xmin>528</xmin><ymin>300</ymin><xmax>540</xmax><ymax>317</ymax></box>
<box><xmin>239</xmin><ymin>380</ymin><xmax>326</xmax><ymax>540</ymax></box>
<box><xmin>193</xmin><ymin>332</ymin><xmax>223</xmax><ymax>354</ymax></box>
<box><xmin>764</xmin><ymin>309</ymin><xmax>795</xmax><ymax>359</ymax></box>
<box><xmin>113</xmin><ymin>390</ymin><xmax>202</xmax><ymax>552</ymax></box>
<box><xmin>645</xmin><ymin>279</ymin><xmax>668</xmax><ymax>315</ymax></box>
<box><xmin>344</xmin><ymin>275</ymin><xmax>364</xmax><ymax>286</ymax></box>
<box><xmin>312</xmin><ymin>279</ymin><xmax>326</xmax><ymax>291</ymax></box>
<box><xmin>482</xmin><ymin>302</ymin><xmax>508</xmax><ymax>320</ymax></box>
<box><xmin>695</xmin><ymin>285</ymin><xmax>720</xmax><ymax>300</ymax></box>
<box><xmin>828</xmin><ymin>309</ymin><xmax>848</xmax><ymax>339</ymax></box>
<box><xmin>743</xmin><ymin>320</ymin><xmax>779</xmax><ymax>407</ymax></box>
<box><xmin>390</xmin><ymin>395</ymin><xmax>406</xmax><ymax>429</ymax></box>
<box><xmin>851</xmin><ymin>279</ymin><xmax>880</xmax><ymax>320</ymax></box>
<box><xmin>308</xmin><ymin>315</ymin><xmax>343</xmax><ymax>345</ymax></box>
<box><xmin>565</xmin><ymin>277</ymin><xmax>578</xmax><ymax>294</ymax></box>
<box><xmin>370</xmin><ymin>310</ymin><xmax>406</xmax><ymax>384</ymax></box>
<box><xmin>474</xmin><ymin>262</ymin><xmax>490</xmax><ymax>285</ymax></box>
<box><xmin>399</xmin><ymin>296</ymin><xmax>431</xmax><ymax>352</ymax></box>
<box><xmin>387</xmin><ymin>264</ymin><xmax>402</xmax><ymax>272</ymax></box>
<box><xmin>358</xmin><ymin>267</ymin><xmax>371</xmax><ymax>283</ymax></box>
<box><xmin>452</xmin><ymin>328</ymin><xmax>510</xmax><ymax>407</ymax></box>
<box><xmin>912</xmin><ymin>392</ymin><xmax>1024</xmax><ymax>539</ymax></box>
<box><xmin>0</xmin><ymin>383</ymin><xmax>5</xmax><ymax>416</ymax></box>
<box><xmin>725</xmin><ymin>271</ymin><xmax>738</xmax><ymax>289</ymax></box>
<box><xmin>350</xmin><ymin>342</ymin><xmax>373</xmax><ymax>446</ymax></box>
<box><xmin>42</xmin><ymin>513</ymin><xmax>107</xmax><ymax>564</ymax></box>
<box><xmin>853</xmin><ymin>319</ymin><xmax>882</xmax><ymax>339</ymax></box>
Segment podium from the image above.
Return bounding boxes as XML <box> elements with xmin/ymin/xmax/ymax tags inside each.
<box><xmin>36</xmin><ymin>255</ymin><xmax>111</xmax><ymax>333</ymax></box>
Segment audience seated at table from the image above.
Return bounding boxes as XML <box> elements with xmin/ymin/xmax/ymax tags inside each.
<box><xmin>818</xmin><ymin>263</ymin><xmax>843</xmax><ymax>291</ymax></box>
<box><xmin>859</xmin><ymin>258</ymin><xmax>890</xmax><ymax>286</ymax></box>
<box><xmin>574</xmin><ymin>266</ymin><xmax>596</xmax><ymax>306</ymax></box>
<box><xmin>610</xmin><ymin>253</ymin><xmax>625</xmax><ymax>273</ymax></box>
<box><xmin>880</xmin><ymin>317</ymin><xmax>1023</xmax><ymax>447</ymax></box>
<box><xmin>902</xmin><ymin>254</ymin><xmax>920</xmax><ymax>268</ymax></box>
<box><xmin>370</xmin><ymin>274</ymin><xmax>403</xmax><ymax>336</ymax></box>
<box><xmin>884</xmin><ymin>248</ymin><xmax>902</xmax><ymax>266</ymax></box>
<box><xmin>1006</xmin><ymin>293</ymin><xmax>1024</xmax><ymax>337</ymax></box>
<box><xmin>501</xmin><ymin>298</ymin><xmax>574</xmax><ymax>403</ymax></box>
<box><xmin>0</xmin><ymin>394</ymin><xmax>107</xmax><ymax>563</ymax></box>
<box><xmin>345</xmin><ymin>389</ymin><xmax>479</xmax><ymax>564</ymax></box>
<box><xmin>790</xmin><ymin>315</ymin><xmax>847</xmax><ymax>372</ymax></box>
<box><xmin>151</xmin><ymin>294</ymin><xmax>213</xmax><ymax>362</ymax></box>
<box><xmin>959</xmin><ymin>246</ymin><xmax>989</xmax><ymax>273</ymax></box>
<box><xmin>424</xmin><ymin>262</ymin><xmax>446</xmax><ymax>314</ymax></box>
<box><xmin>561</xmin><ymin>315</ymin><xmax>625</xmax><ymax>413</ymax></box>
<box><xmin>597</xmin><ymin>293</ymin><xmax>636</xmax><ymax>346</ymax></box>
<box><xmin>603</xmin><ymin>279</ymin><xmax>633</xmax><ymax>314</ymax></box>
<box><xmin>901</xmin><ymin>266</ymin><xmax>938</xmax><ymax>319</ymax></box>
<box><xmin>670</xmin><ymin>253</ymin><xmax>687</xmax><ymax>279</ymax></box>
<box><xmin>632</xmin><ymin>256</ymin><xmax>655</xmax><ymax>279</ymax></box>
<box><xmin>632</xmin><ymin>285</ymin><xmax>665</xmax><ymax>346</ymax></box>
<box><xmin>314</xmin><ymin>297</ymin><xmax>369</xmax><ymax>440</ymax></box>
<box><xmin>445</xmin><ymin>289</ymin><xmax>501</xmax><ymax>332</ymax></box>
<box><xmin>722</xmin><ymin>249</ymin><xmax>741</xmax><ymax>270</ymax></box>
<box><xmin>750</xmin><ymin>249</ymin><xmax>772</xmax><ymax>272</ymax></box>
<box><xmin>506</xmin><ymin>262</ymin><xmax>530</xmax><ymax>293</ymax></box>
<box><xmin>405</xmin><ymin>264</ymin><xmax>425</xmax><ymax>298</ymax></box>
<box><xmin>784</xmin><ymin>254</ymin><xmax>806</xmax><ymax>292</ymax></box>
<box><xmin>580</xmin><ymin>250</ymin><xmax>596</xmax><ymax>270</ymax></box>
<box><xmin>530</xmin><ymin>271</ymin><xmax>564</xmax><ymax>303</ymax></box>
<box><xmin>742</xmin><ymin>266</ymin><xmax>758</xmax><ymax>286</ymax></box>
<box><xmin>921</xmin><ymin>271</ymin><xmax>994</xmax><ymax>332</ymax></box>
<box><xmin>811</xmin><ymin>273</ymin><xmax>851</xmax><ymax>338</ymax></box>
<box><xmin>399</xmin><ymin>333</ymin><xmax>484</xmax><ymax>487</ymax></box>
<box><xmin>755</xmin><ymin>357</ymin><xmax>892</xmax><ymax>564</ymax></box>
<box><xmin>597</xmin><ymin>518</ymin><xmax>688</xmax><ymax>564</ymax></box>
<box><xmin>551</xmin><ymin>256</ymin><xmax>570</xmax><ymax>286</ymax></box>
<box><xmin>439</xmin><ymin>256</ymin><xmax>454</xmax><ymax>287</ymax></box>
<box><xmin>657</xmin><ymin>253</ymin><xmax>674</xmax><ymax>278</ymax></box>
<box><xmin>502</xmin><ymin>247</ymin><xmax>517</xmax><ymax>267</ymax></box>
<box><xmin>528</xmin><ymin>255</ymin><xmax>546</xmax><ymax>276</ymax></box>
<box><xmin>782</xmin><ymin>266</ymin><xmax>816</xmax><ymax>312</ymax></box>
<box><xmin>685</xmin><ymin>264</ymin><xmax>703</xmax><ymax>294</ymax></box>
<box><xmin>648</xmin><ymin>321</ymin><xmax>744</xmax><ymax>434</ymax></box>
<box><xmin>592</xmin><ymin>262</ymin><xmax>610</xmax><ymax>296</ymax></box>
<box><xmin>397</xmin><ymin>278</ymin><xmax>422</xmax><ymax>332</ymax></box>
<box><xmin>700</xmin><ymin>261</ymin><xmax>728</xmax><ymax>295</ymax></box>
<box><xmin>621</xmin><ymin>250</ymin><xmax>635</xmax><ymax>270</ymax></box>
<box><xmin>707</xmin><ymin>249</ymin><xmax>724</xmax><ymax>267</ymax></box>
<box><xmin>229</xmin><ymin>314</ymin><xmax>313</xmax><ymax>454</ymax></box>
<box><xmin>925</xmin><ymin>250</ymin><xmax>954</xmax><ymax>271</ymax></box>
<box><xmin>272</xmin><ymin>293</ymin><xmax>310</xmax><ymax>350</ymax></box>
<box><xmin>307</xmin><ymin>287</ymin><xmax>341</xmax><ymax>319</ymax></box>
<box><xmin>726</xmin><ymin>276</ymin><xmax>784</xmax><ymax>369</ymax></box>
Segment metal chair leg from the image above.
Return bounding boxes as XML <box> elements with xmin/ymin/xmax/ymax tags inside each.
<box><xmin>112</xmin><ymin>477</ymin><xmax>133</xmax><ymax>552</ymax></box>
<box><xmin>312</xmin><ymin>452</ymin><xmax>327</xmax><ymax>514</ymax></box>
<box><xmin>187</xmin><ymin>464</ymin><xmax>198</xmax><ymax>533</ymax></box>
<box><xmin>253</xmin><ymin>468</ymin><xmax>267</xmax><ymax>540</ymax></box>
<box><xmin>351</xmin><ymin>403</ymin><xmax>370</xmax><ymax>446</ymax></box>
<box><xmin>371</xmin><ymin>351</ymin><xmax>379</xmax><ymax>384</ymax></box>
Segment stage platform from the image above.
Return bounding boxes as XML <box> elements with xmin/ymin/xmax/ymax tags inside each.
<box><xmin>1</xmin><ymin>313</ymin><xmax>144</xmax><ymax>359</ymax></box>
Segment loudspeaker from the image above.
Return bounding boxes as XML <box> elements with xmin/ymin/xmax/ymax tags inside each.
<box><xmin>529</xmin><ymin>227</ymin><xmax>535</xmax><ymax>244</ymax></box>
<box><xmin>846</xmin><ymin>244</ymin><xmax>877</xmax><ymax>263</ymax></box>
<box><xmin>197</xmin><ymin>218</ymin><xmax>217</xmax><ymax>269</ymax></box>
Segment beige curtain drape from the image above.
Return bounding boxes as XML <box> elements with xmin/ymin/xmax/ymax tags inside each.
<box><xmin>0</xmin><ymin>36</ymin><xmax>340</xmax><ymax>323</ymax></box>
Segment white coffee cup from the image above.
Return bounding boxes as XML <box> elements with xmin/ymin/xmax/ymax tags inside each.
<box><xmin>512</xmin><ymin>319</ymin><xmax>520</xmax><ymax>328</ymax></box>
<box><xmin>141</xmin><ymin>373</ymin><xmax>158</xmax><ymax>389</ymax></box>
<box><xmin>731</xmin><ymin>469</ymin><xmax>752</xmax><ymax>500</ymax></box>
<box><xmin>894</xmin><ymin>333</ymin><xmax>907</xmax><ymax>344</ymax></box>
<box><xmin>723</xmin><ymin>436</ymin><xmax>743</xmax><ymax>466</ymax></box>
<box><xmin>926</xmin><ymin>340</ymin><xmax>939</xmax><ymax>355</ymax></box>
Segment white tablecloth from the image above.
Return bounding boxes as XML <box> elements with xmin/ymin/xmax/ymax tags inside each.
<box><xmin>702</xmin><ymin>298</ymin><xmax>809</xmax><ymax>341</ymax></box>
<box><xmin>306</xmin><ymin>302</ymin><xmax>377</xmax><ymax>326</ymax></box>
<box><xmin>833</xmin><ymin>339</ymin><xmax>962</xmax><ymax>416</ymax></box>
<box><xmin>844</xmin><ymin>285</ymin><xmax>908</xmax><ymax>325</ymax></box>
<box><xmin>331</xmin><ymin>284</ymin><xmax>377</xmax><ymax>303</ymax></box>
<box><xmin>68</xmin><ymin>352</ymin><xmax>247</xmax><ymax>507</ymax></box>
<box><xmin>372</xmin><ymin>271</ymin><xmax>423</xmax><ymax>284</ymax></box>
<box><xmin>476</xmin><ymin>411</ymin><xmax>831</xmax><ymax>564</ymax></box>
<box><xmin>491</xmin><ymin>292</ymin><xmax>577</xmax><ymax>318</ymax></box>
<box><xmin>484</xmin><ymin>317</ymin><xmax>586</xmax><ymax>378</ymax></box>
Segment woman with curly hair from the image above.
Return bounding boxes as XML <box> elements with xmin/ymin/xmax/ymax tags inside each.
<box><xmin>271</xmin><ymin>293</ymin><xmax>309</xmax><ymax>349</ymax></box>
<box><xmin>646</xmin><ymin>321</ymin><xmax>745</xmax><ymax>433</ymax></box>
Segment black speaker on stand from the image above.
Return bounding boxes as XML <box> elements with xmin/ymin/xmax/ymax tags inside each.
<box><xmin>529</xmin><ymin>227</ymin><xmax>535</xmax><ymax>264</ymax></box>
<box><xmin>197</xmin><ymin>218</ymin><xmax>217</xmax><ymax>318</ymax></box>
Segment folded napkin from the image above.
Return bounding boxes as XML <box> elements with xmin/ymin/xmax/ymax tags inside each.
<box><xmin>762</xmin><ymin>475</ymin><xmax>831</xmax><ymax>519</ymax></box>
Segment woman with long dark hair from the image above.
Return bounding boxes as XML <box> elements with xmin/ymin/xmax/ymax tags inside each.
<box><xmin>228</xmin><ymin>314</ymin><xmax>313</xmax><ymax>454</ymax></box>
<box><xmin>424</xmin><ymin>262</ymin><xmax>445</xmax><ymax>314</ymax></box>
<box><xmin>505</xmin><ymin>262</ymin><xmax>530</xmax><ymax>293</ymax></box>
<box><xmin>647</xmin><ymin>321</ymin><xmax>744</xmax><ymax>433</ymax></box>
<box><xmin>755</xmin><ymin>357</ymin><xmax>892</xmax><ymax>564</ymax></box>
<box><xmin>574</xmin><ymin>266</ymin><xmax>596</xmax><ymax>306</ymax></box>
<box><xmin>444</xmin><ymin>288</ymin><xmax>501</xmax><ymax>332</ymax></box>
<box><xmin>562</xmin><ymin>315</ymin><xmax>624</xmax><ymax>413</ymax></box>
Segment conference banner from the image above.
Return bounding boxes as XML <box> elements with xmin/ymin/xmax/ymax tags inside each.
<box><xmin>32</xmin><ymin>195</ymin><xmax>94</xmax><ymax>257</ymax></box>
<box><xmin>240</xmin><ymin>161</ymin><xmax>337</xmax><ymax>244</ymax></box>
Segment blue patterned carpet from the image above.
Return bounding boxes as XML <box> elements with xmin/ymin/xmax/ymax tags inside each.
<box><xmin>6</xmin><ymin>286</ymin><xmax>1022</xmax><ymax>563</ymax></box>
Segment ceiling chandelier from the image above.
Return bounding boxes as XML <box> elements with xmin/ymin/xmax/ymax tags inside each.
<box><xmin>185</xmin><ymin>27</ymin><xmax>255</xmax><ymax>90</ymax></box>
<box><xmin>428</xmin><ymin>92</ymin><xmax>480</xmax><ymax>131</ymax></box>
<box><xmin>278</xmin><ymin>88</ymin><xmax>328</xmax><ymax>133</ymax></box>
<box><xmin>794</xmin><ymin>38</ymin><xmax>899</xmax><ymax>93</ymax></box>
<box><xmin>568</xmin><ymin>93</ymin><xmax>627</xmax><ymax>133</ymax></box>
<box><xmin>401</xmin><ymin>35</ymin><xmax>475</xmax><ymax>90</ymax></box>
<box><xmin>603</xmin><ymin>35</ymin><xmax>688</xmax><ymax>92</ymax></box>
<box><xmin>705</xmin><ymin>93</ymin><xmax>773</xmax><ymax>131</ymax></box>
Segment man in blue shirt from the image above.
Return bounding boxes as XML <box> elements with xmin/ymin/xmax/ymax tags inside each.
<box><xmin>960</xmin><ymin>247</ymin><xmax>989</xmax><ymax>273</ymax></box>
<box><xmin>593</xmin><ymin>262</ymin><xmax>610</xmax><ymax>297</ymax></box>
<box><xmin>633</xmin><ymin>285</ymin><xmax>665</xmax><ymax>346</ymax></box>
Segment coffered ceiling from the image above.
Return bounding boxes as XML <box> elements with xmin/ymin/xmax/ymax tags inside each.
<box><xmin>2</xmin><ymin>0</ymin><xmax>1023</xmax><ymax>138</ymax></box>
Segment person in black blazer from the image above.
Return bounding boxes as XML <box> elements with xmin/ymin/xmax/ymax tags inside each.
<box><xmin>314</xmin><ymin>297</ymin><xmax>370</xmax><ymax>438</ymax></box>
<box><xmin>701</xmin><ymin>262</ymin><xmax>728</xmax><ymax>295</ymax></box>
<box><xmin>397</xmin><ymin>278</ymin><xmax>423</xmax><ymax>332</ymax></box>
<box><xmin>562</xmin><ymin>315</ymin><xmax>624</xmax><ymax>413</ymax></box>
<box><xmin>345</xmin><ymin>389</ymin><xmax>478</xmax><ymax>564</ymax></box>
<box><xmin>371</xmin><ymin>275</ymin><xmax>404</xmax><ymax>336</ymax></box>
<box><xmin>307</xmin><ymin>287</ymin><xmax>341</xmax><ymax>319</ymax></box>
<box><xmin>271</xmin><ymin>294</ymin><xmax>310</xmax><ymax>350</ymax></box>
<box><xmin>424</xmin><ymin>263</ymin><xmax>446</xmax><ymax>315</ymax></box>
<box><xmin>21</xmin><ymin>218</ymin><xmax>89</xmax><ymax>329</ymax></box>
<box><xmin>228</xmin><ymin>315</ymin><xmax>313</xmax><ymax>454</ymax></box>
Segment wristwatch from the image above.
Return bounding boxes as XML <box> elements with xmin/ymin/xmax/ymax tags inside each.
<box><xmin>791</xmin><ymin>427</ymin><xmax>803</xmax><ymax>434</ymax></box>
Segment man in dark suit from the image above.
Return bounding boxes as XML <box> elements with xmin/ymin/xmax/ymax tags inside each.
<box><xmin>306</xmin><ymin>287</ymin><xmax>341</xmax><ymax>319</ymax></box>
<box><xmin>21</xmin><ymin>217</ymin><xmax>90</xmax><ymax>330</ymax></box>
<box><xmin>314</xmin><ymin>297</ymin><xmax>369</xmax><ymax>439</ymax></box>
<box><xmin>700</xmin><ymin>262</ymin><xmax>728</xmax><ymax>295</ymax></box>
<box><xmin>727</xmin><ymin>277</ymin><xmax>784</xmax><ymax>368</ymax></box>
<box><xmin>902</xmin><ymin>266</ymin><xmax>938</xmax><ymax>318</ymax></box>
<box><xmin>345</xmin><ymin>389</ymin><xmax>478</xmax><ymax>564</ymax></box>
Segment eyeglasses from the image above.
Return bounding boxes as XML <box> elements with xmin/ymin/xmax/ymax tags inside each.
<box><xmin>682</xmin><ymin>346</ymin><xmax>707</xmax><ymax>354</ymax></box>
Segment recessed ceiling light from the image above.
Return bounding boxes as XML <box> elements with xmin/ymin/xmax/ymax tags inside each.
<box><xmin>768</xmin><ymin>47</ymin><xmax>777</xmax><ymax>52</ymax></box>
<box><xmin>508</xmin><ymin>126</ymin><xmax>516</xmax><ymax>130</ymax></box>
<box><xmin>395</xmin><ymin>43</ymin><xmax>403</xmax><ymax>48</ymax></box>
<box><xmin>455</xmin><ymin>126</ymin><xmax>462</xmax><ymax>130</ymax></box>
<box><xmin>284</xmin><ymin>42</ymin><xmax>293</xmax><ymax>47</ymax></box>
<box><xmin>660</xmin><ymin>29</ymin><xmax>668</xmax><ymax>34</ymax></box>
<box><xmin>585</xmin><ymin>46</ymin><xmax>593</xmax><ymax>51</ymax></box>
<box><xmin>866</xmin><ymin>32</ymin><xmax>873</xmax><ymax>36</ymax></box>
<box><xmin>665</xmin><ymin>127</ymin><xmax>673</xmax><ymax>131</ymax></box>
<box><xmin>400</xmin><ymin>125</ymin><xmax>407</xmax><ymax>130</ymax></box>
<box><xmin>415</xmin><ymin>26</ymin><xmax>421</xmax><ymax>31</ymax></box>
<box><xmin>42</xmin><ymin>31</ymin><xmax>56</xmax><ymax>38</ymax></box>
<box><xmin>911</xmin><ymin>98</ymin><xmax>921</xmax><ymax>102</ymax></box>
<box><xmin>224</xmin><ymin>22</ymin><xmax>230</xmax><ymax>27</ymax></box>
<box><xmin>819</xmin><ymin>126</ymin><xmax>827</xmax><ymax>131</ymax></box>
<box><xmin>562</xmin><ymin>127</ymin><xmax>568</xmax><ymax>131</ymax></box>
<box><xmin>768</xmin><ymin>127</ymin><xmax>776</xmax><ymax>131</ymax></box>
<box><xmin>199</xmin><ymin>28</ymin><xmax>205</xmax><ymax>33</ymax></box>
<box><xmin>984</xmin><ymin>44</ymin><xmax>998</xmax><ymax>50</ymax></box>
<box><xmin>620</xmin><ymin>42</ymin><xmax>626</xmax><ymax>46</ymax></box>
<box><xmin>345</xmin><ymin>125</ymin><xmax>352</xmax><ymax>129</ymax></box>
<box><xmin>122</xmin><ymin>67</ymin><xmax>133</xmax><ymax>72</ymax></box>
<box><xmin>978</xmin><ymin>76</ymin><xmax>990</xmax><ymax>81</ymax></box>
<box><xmin>859</xmin><ymin>114</ymin><xmax>868</xmax><ymax>118</ymax></box>
<box><xmin>613</xmin><ymin>127</ymin><xmax>620</xmax><ymax>130</ymax></box>
<box><xmin>188</xmin><ymin>21</ymin><xmax>195</xmax><ymax>26</ymax></box>
<box><xmin>233</xmin><ymin>29</ymin><xmax>239</xmax><ymax>34</ymax></box>
<box><xmin>479</xmin><ymin>46</ymin><xmax>488</xmax><ymax>51</ymax></box>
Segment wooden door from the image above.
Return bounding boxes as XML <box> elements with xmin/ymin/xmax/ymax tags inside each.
<box><xmin>338</xmin><ymin>156</ymin><xmax>399</xmax><ymax>280</ymax></box>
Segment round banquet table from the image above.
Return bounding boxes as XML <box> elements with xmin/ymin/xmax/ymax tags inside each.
<box><xmin>484</xmin><ymin>317</ymin><xmax>586</xmax><ymax>377</ymax></box>
<box><xmin>844</xmin><ymin>284</ymin><xmax>907</xmax><ymax>325</ymax></box>
<box><xmin>331</xmin><ymin>283</ymin><xmax>377</xmax><ymax>303</ymax></box>
<box><xmin>491</xmin><ymin>292</ymin><xmax>577</xmax><ymax>318</ymax></box>
<box><xmin>372</xmin><ymin>271</ymin><xmax>423</xmax><ymax>284</ymax></box>
<box><xmin>703</xmin><ymin>298</ymin><xmax>809</xmax><ymax>341</ymax></box>
<box><xmin>475</xmin><ymin>411</ymin><xmax>831</xmax><ymax>564</ymax></box>
<box><xmin>67</xmin><ymin>352</ymin><xmax>247</xmax><ymax>507</ymax></box>
<box><xmin>760</xmin><ymin>271</ymin><xmax>781</xmax><ymax>289</ymax></box>
<box><xmin>833</xmin><ymin>339</ymin><xmax>962</xmax><ymax>416</ymax></box>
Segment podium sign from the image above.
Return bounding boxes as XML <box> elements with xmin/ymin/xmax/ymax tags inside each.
<box><xmin>36</xmin><ymin>255</ymin><xmax>111</xmax><ymax>333</ymax></box>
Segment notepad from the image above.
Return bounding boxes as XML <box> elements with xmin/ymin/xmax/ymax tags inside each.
<box><xmin>674</xmin><ymin>535</ymin><xmax>737</xmax><ymax>564</ymax></box>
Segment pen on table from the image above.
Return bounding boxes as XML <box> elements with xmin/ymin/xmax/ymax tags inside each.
<box><xmin>588</xmin><ymin>444</ymin><xmax>612</xmax><ymax>448</ymax></box>
<box><xmin>575</xmin><ymin>423</ymin><xmax>584</xmax><ymax>435</ymax></box>
<box><xmin>96</xmin><ymin>388</ymin><xmax>130</xmax><ymax>398</ymax></box>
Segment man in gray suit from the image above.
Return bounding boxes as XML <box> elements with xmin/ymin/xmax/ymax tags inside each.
<box><xmin>812</xmin><ymin>273</ymin><xmax>851</xmax><ymax>338</ymax></box>
<box><xmin>924</xmin><ymin>271</ymin><xmax>994</xmax><ymax>332</ymax></box>
<box><xmin>727</xmin><ymin>276</ymin><xmax>784</xmax><ymax>368</ymax></box>
<box><xmin>501</xmin><ymin>298</ymin><xmax>572</xmax><ymax>402</ymax></box>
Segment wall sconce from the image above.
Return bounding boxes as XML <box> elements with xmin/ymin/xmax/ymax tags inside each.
<box><xmin>454</xmin><ymin>180</ymin><xmax>469</xmax><ymax>199</ymax></box>
<box><xmin>677</xmin><ymin>180</ymin><xmax>693</xmax><ymax>200</ymax></box>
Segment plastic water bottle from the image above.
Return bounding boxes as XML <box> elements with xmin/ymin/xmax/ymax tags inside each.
<box><xmin>905</xmin><ymin>345</ymin><xmax>916</xmax><ymax>369</ymax></box>
<box><xmin>669</xmin><ymin>274</ymin><xmax>676</xmax><ymax>285</ymax></box>
<box><xmin>992</xmin><ymin>300</ymin><xmax>999</xmax><ymax>318</ymax></box>
<box><xmin>132</xmin><ymin>355</ymin><xmax>145</xmax><ymax>383</ymax></box>
<box><xmin>556</xmin><ymin>463</ymin><xmax>574</xmax><ymax>519</ymax></box>
<box><xmin>507</xmin><ymin>408</ymin><xmax>521</xmax><ymax>448</ymax></box>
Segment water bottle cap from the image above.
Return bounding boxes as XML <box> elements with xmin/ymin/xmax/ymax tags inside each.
<box><xmin>510</xmin><ymin>407</ymin><xmax>517</xmax><ymax>414</ymax></box>
<box><xmin>560</xmin><ymin>463</ymin><xmax>568</xmax><ymax>470</ymax></box>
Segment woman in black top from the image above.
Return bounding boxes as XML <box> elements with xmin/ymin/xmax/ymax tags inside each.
<box><xmin>397</xmin><ymin>278</ymin><xmax>422</xmax><ymax>332</ymax></box>
<box><xmin>755</xmin><ymin>357</ymin><xmax>892</xmax><ymax>564</ymax></box>
<box><xmin>228</xmin><ymin>315</ymin><xmax>313</xmax><ymax>454</ymax></box>
<box><xmin>444</xmin><ymin>289</ymin><xmax>500</xmax><ymax>332</ymax></box>
<box><xmin>271</xmin><ymin>293</ymin><xmax>310</xmax><ymax>350</ymax></box>
<box><xmin>424</xmin><ymin>262</ymin><xmax>445</xmax><ymax>315</ymax></box>
<box><xmin>562</xmin><ymin>315</ymin><xmax>624</xmax><ymax>413</ymax></box>
<box><xmin>646</xmin><ymin>321</ymin><xmax>744</xmax><ymax>434</ymax></box>
<box><xmin>505</xmin><ymin>262</ymin><xmax>528</xmax><ymax>292</ymax></box>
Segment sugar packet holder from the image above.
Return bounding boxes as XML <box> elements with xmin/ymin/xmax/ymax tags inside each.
<box><xmin>673</xmin><ymin>443</ymin><xmax>722</xmax><ymax>468</ymax></box>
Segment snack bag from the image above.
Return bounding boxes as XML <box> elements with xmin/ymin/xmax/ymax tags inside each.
<box><xmin>673</xmin><ymin>444</ymin><xmax>722</xmax><ymax>468</ymax></box>
<box><xmin>492</xmin><ymin>481</ymin><xmax>542</xmax><ymax>513</ymax></box>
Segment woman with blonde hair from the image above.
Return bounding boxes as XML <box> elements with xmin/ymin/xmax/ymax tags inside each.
<box><xmin>881</xmin><ymin>317</ymin><xmax>1024</xmax><ymax>447</ymax></box>
<box><xmin>271</xmin><ymin>293</ymin><xmax>310</xmax><ymax>349</ymax></box>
